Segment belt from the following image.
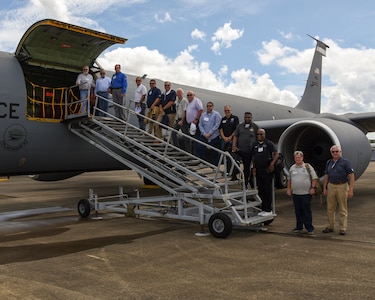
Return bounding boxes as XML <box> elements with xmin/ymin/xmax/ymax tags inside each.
<box><xmin>330</xmin><ymin>182</ymin><xmax>347</xmax><ymax>185</ymax></box>
<box><xmin>111</xmin><ymin>87</ymin><xmax>122</xmax><ymax>89</ymax></box>
<box><xmin>97</xmin><ymin>91</ymin><xmax>107</xmax><ymax>93</ymax></box>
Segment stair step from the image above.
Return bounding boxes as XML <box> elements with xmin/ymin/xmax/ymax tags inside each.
<box><xmin>71</xmin><ymin>118</ymin><xmax>254</xmax><ymax>199</ymax></box>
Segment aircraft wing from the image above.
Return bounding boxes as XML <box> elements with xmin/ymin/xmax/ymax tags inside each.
<box><xmin>15</xmin><ymin>19</ymin><xmax>126</xmax><ymax>72</ymax></box>
<box><xmin>344</xmin><ymin>112</ymin><xmax>375</xmax><ymax>133</ymax></box>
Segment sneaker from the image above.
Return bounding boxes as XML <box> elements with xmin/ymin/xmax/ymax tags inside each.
<box><xmin>258</xmin><ymin>211</ymin><xmax>266</xmax><ymax>216</ymax></box>
<box><xmin>261</xmin><ymin>211</ymin><xmax>273</xmax><ymax>217</ymax></box>
<box><xmin>307</xmin><ymin>231</ymin><xmax>315</xmax><ymax>235</ymax></box>
<box><xmin>339</xmin><ymin>230</ymin><xmax>346</xmax><ymax>235</ymax></box>
<box><xmin>292</xmin><ymin>228</ymin><xmax>304</xmax><ymax>233</ymax></box>
<box><xmin>322</xmin><ymin>228</ymin><xmax>334</xmax><ymax>233</ymax></box>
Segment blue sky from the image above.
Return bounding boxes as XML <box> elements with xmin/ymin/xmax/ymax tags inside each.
<box><xmin>0</xmin><ymin>0</ymin><xmax>374</xmax><ymax>122</ymax></box>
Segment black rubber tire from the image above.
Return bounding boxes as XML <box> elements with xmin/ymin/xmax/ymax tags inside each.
<box><xmin>208</xmin><ymin>213</ymin><xmax>233</xmax><ymax>238</ymax></box>
<box><xmin>78</xmin><ymin>199</ymin><xmax>91</xmax><ymax>218</ymax></box>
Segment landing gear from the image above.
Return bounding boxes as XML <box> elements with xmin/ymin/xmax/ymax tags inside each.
<box><xmin>78</xmin><ymin>199</ymin><xmax>91</xmax><ymax>218</ymax></box>
<box><xmin>275</xmin><ymin>169</ymin><xmax>288</xmax><ymax>189</ymax></box>
<box><xmin>208</xmin><ymin>213</ymin><xmax>233</xmax><ymax>238</ymax></box>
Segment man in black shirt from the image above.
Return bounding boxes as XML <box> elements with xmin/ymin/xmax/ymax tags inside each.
<box><xmin>219</xmin><ymin>105</ymin><xmax>239</xmax><ymax>179</ymax></box>
<box><xmin>232</xmin><ymin>112</ymin><xmax>259</xmax><ymax>188</ymax></box>
<box><xmin>252</xmin><ymin>128</ymin><xmax>279</xmax><ymax>216</ymax></box>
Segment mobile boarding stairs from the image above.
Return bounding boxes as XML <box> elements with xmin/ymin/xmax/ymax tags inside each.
<box><xmin>66</xmin><ymin>95</ymin><xmax>276</xmax><ymax>238</ymax></box>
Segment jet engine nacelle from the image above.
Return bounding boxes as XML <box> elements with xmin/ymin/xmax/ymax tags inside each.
<box><xmin>278</xmin><ymin>119</ymin><xmax>371</xmax><ymax>179</ymax></box>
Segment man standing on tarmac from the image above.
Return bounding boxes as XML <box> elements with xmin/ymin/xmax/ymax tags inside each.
<box><xmin>252</xmin><ymin>128</ymin><xmax>279</xmax><ymax>217</ymax></box>
<box><xmin>110</xmin><ymin>64</ymin><xmax>127</xmax><ymax>120</ymax></box>
<box><xmin>322</xmin><ymin>145</ymin><xmax>354</xmax><ymax>235</ymax></box>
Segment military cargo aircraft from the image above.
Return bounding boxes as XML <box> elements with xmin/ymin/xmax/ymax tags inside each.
<box><xmin>0</xmin><ymin>19</ymin><xmax>373</xmax><ymax>186</ymax></box>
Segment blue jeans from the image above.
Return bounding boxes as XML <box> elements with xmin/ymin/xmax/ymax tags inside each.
<box><xmin>79</xmin><ymin>89</ymin><xmax>88</xmax><ymax>113</ymax></box>
<box><xmin>136</xmin><ymin>102</ymin><xmax>146</xmax><ymax>130</ymax></box>
<box><xmin>96</xmin><ymin>91</ymin><xmax>109</xmax><ymax>116</ymax></box>
<box><xmin>196</xmin><ymin>135</ymin><xmax>221</xmax><ymax>165</ymax></box>
<box><xmin>292</xmin><ymin>194</ymin><xmax>314</xmax><ymax>232</ymax></box>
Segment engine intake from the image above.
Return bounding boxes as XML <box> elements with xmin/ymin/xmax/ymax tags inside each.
<box><xmin>278</xmin><ymin>119</ymin><xmax>371</xmax><ymax>179</ymax></box>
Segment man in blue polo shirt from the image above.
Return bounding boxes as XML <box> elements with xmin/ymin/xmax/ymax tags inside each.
<box><xmin>110</xmin><ymin>64</ymin><xmax>127</xmax><ymax>120</ymax></box>
<box><xmin>197</xmin><ymin>101</ymin><xmax>222</xmax><ymax>165</ymax></box>
<box><xmin>322</xmin><ymin>145</ymin><xmax>354</xmax><ymax>235</ymax></box>
<box><xmin>146</xmin><ymin>79</ymin><xmax>162</xmax><ymax>136</ymax></box>
<box><xmin>94</xmin><ymin>69</ymin><xmax>111</xmax><ymax>116</ymax></box>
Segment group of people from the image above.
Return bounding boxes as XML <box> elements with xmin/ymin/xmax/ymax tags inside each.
<box><xmin>133</xmin><ymin>77</ymin><xmax>356</xmax><ymax>233</ymax></box>
<box><xmin>131</xmin><ymin>78</ymin><xmax>280</xmax><ymax>217</ymax></box>
<box><xmin>77</xmin><ymin>66</ymin><xmax>356</xmax><ymax>236</ymax></box>
<box><xmin>76</xmin><ymin>64</ymin><xmax>127</xmax><ymax>118</ymax></box>
<box><xmin>287</xmin><ymin>145</ymin><xmax>354</xmax><ymax>236</ymax></box>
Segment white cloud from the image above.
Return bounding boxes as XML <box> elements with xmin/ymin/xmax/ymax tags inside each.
<box><xmin>257</xmin><ymin>40</ymin><xmax>297</xmax><ymax>66</ymax></box>
<box><xmin>191</xmin><ymin>28</ymin><xmax>206</xmax><ymax>41</ymax></box>
<box><xmin>0</xmin><ymin>0</ymin><xmax>374</xmax><ymax>117</ymax></box>
<box><xmin>97</xmin><ymin>44</ymin><xmax>300</xmax><ymax>107</ymax></box>
<box><xmin>255</xmin><ymin>37</ymin><xmax>375</xmax><ymax>114</ymax></box>
<box><xmin>315</xmin><ymin>39</ymin><xmax>375</xmax><ymax>113</ymax></box>
<box><xmin>154</xmin><ymin>12</ymin><xmax>172</xmax><ymax>23</ymax></box>
<box><xmin>211</xmin><ymin>22</ymin><xmax>244</xmax><ymax>55</ymax></box>
<box><xmin>278</xmin><ymin>31</ymin><xmax>295</xmax><ymax>40</ymax></box>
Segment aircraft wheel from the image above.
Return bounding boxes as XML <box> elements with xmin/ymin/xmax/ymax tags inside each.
<box><xmin>208</xmin><ymin>213</ymin><xmax>232</xmax><ymax>238</ymax></box>
<box><xmin>275</xmin><ymin>169</ymin><xmax>288</xmax><ymax>189</ymax></box>
<box><xmin>78</xmin><ymin>199</ymin><xmax>91</xmax><ymax>218</ymax></box>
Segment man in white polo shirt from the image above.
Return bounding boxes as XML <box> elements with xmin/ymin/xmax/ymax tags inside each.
<box><xmin>185</xmin><ymin>91</ymin><xmax>203</xmax><ymax>155</ymax></box>
<box><xmin>134</xmin><ymin>76</ymin><xmax>147</xmax><ymax>130</ymax></box>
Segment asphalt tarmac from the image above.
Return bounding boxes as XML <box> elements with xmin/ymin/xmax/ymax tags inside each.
<box><xmin>0</xmin><ymin>163</ymin><xmax>375</xmax><ymax>299</ymax></box>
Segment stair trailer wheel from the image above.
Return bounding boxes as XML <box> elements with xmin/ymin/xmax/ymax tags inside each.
<box><xmin>208</xmin><ymin>212</ymin><xmax>233</xmax><ymax>238</ymax></box>
<box><xmin>78</xmin><ymin>199</ymin><xmax>91</xmax><ymax>218</ymax></box>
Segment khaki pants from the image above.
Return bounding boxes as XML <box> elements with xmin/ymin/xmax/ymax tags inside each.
<box><xmin>155</xmin><ymin>113</ymin><xmax>176</xmax><ymax>139</ymax></box>
<box><xmin>326</xmin><ymin>183</ymin><xmax>349</xmax><ymax>231</ymax></box>
<box><xmin>147</xmin><ymin>107</ymin><xmax>160</xmax><ymax>135</ymax></box>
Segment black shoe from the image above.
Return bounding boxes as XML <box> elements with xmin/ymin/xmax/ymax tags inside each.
<box><xmin>230</xmin><ymin>176</ymin><xmax>238</xmax><ymax>181</ymax></box>
<box><xmin>322</xmin><ymin>228</ymin><xmax>334</xmax><ymax>233</ymax></box>
<box><xmin>339</xmin><ymin>230</ymin><xmax>346</xmax><ymax>235</ymax></box>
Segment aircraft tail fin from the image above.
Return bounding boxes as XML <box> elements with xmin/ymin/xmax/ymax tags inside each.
<box><xmin>295</xmin><ymin>36</ymin><xmax>329</xmax><ymax>114</ymax></box>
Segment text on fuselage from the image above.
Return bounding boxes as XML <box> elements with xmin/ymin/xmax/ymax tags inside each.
<box><xmin>0</xmin><ymin>102</ymin><xmax>20</xmax><ymax>119</ymax></box>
